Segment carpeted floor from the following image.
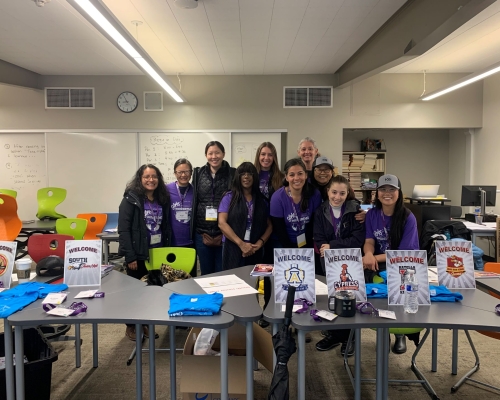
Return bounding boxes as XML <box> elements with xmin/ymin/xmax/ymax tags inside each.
<box><xmin>24</xmin><ymin>310</ymin><xmax>500</xmax><ymax>399</ymax></box>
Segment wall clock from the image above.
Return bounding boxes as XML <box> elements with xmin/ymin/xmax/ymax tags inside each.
<box><xmin>117</xmin><ymin>91</ymin><xmax>138</xmax><ymax>113</ymax></box>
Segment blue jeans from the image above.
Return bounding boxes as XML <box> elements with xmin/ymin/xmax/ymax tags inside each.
<box><xmin>195</xmin><ymin>233</ymin><xmax>223</xmax><ymax>275</ymax></box>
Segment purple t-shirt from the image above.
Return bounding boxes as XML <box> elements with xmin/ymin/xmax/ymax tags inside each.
<box><xmin>259</xmin><ymin>170</ymin><xmax>270</xmax><ymax>198</ymax></box>
<box><xmin>270</xmin><ymin>187</ymin><xmax>322</xmax><ymax>244</ymax></box>
<box><xmin>166</xmin><ymin>182</ymin><xmax>193</xmax><ymax>246</ymax></box>
<box><xmin>365</xmin><ymin>208</ymin><xmax>419</xmax><ymax>254</ymax></box>
<box><xmin>144</xmin><ymin>199</ymin><xmax>163</xmax><ymax>248</ymax></box>
<box><xmin>218</xmin><ymin>191</ymin><xmax>255</xmax><ymax>243</ymax></box>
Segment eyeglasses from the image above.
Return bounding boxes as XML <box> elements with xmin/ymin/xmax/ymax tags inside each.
<box><xmin>378</xmin><ymin>187</ymin><xmax>397</xmax><ymax>193</ymax></box>
<box><xmin>175</xmin><ymin>170</ymin><xmax>192</xmax><ymax>176</ymax></box>
<box><xmin>356</xmin><ymin>302</ymin><xmax>379</xmax><ymax>316</ymax></box>
<box><xmin>240</xmin><ymin>173</ymin><xmax>253</xmax><ymax>178</ymax></box>
<box><xmin>315</xmin><ymin>168</ymin><xmax>332</xmax><ymax>175</ymax></box>
<box><xmin>142</xmin><ymin>175</ymin><xmax>158</xmax><ymax>181</ymax></box>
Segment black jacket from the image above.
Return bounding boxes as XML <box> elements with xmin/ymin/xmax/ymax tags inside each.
<box><xmin>191</xmin><ymin>161</ymin><xmax>235</xmax><ymax>237</ymax></box>
<box><xmin>313</xmin><ymin>200</ymin><xmax>365</xmax><ymax>270</ymax></box>
<box><xmin>118</xmin><ymin>191</ymin><xmax>171</xmax><ymax>263</ymax></box>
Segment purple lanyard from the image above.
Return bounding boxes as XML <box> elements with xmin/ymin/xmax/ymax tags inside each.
<box><xmin>175</xmin><ymin>182</ymin><xmax>190</xmax><ymax>207</ymax></box>
<box><xmin>246</xmin><ymin>199</ymin><xmax>254</xmax><ymax>226</ymax></box>
<box><xmin>329</xmin><ymin>204</ymin><xmax>345</xmax><ymax>239</ymax></box>
<box><xmin>287</xmin><ymin>189</ymin><xmax>305</xmax><ymax>225</ymax></box>
<box><xmin>381</xmin><ymin>210</ymin><xmax>391</xmax><ymax>248</ymax></box>
<box><xmin>145</xmin><ymin>198</ymin><xmax>161</xmax><ymax>224</ymax></box>
<box><xmin>43</xmin><ymin>301</ymin><xmax>88</xmax><ymax>316</ymax></box>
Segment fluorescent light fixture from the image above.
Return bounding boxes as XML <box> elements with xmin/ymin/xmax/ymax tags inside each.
<box><xmin>70</xmin><ymin>0</ymin><xmax>184</xmax><ymax>103</ymax></box>
<box><xmin>421</xmin><ymin>60</ymin><xmax>500</xmax><ymax>101</ymax></box>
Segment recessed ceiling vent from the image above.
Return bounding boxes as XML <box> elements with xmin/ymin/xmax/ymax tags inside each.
<box><xmin>283</xmin><ymin>86</ymin><xmax>332</xmax><ymax>108</ymax></box>
<box><xmin>45</xmin><ymin>87</ymin><xmax>95</xmax><ymax>109</ymax></box>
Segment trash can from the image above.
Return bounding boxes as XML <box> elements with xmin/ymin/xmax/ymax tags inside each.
<box><xmin>0</xmin><ymin>327</ymin><xmax>58</xmax><ymax>400</ymax></box>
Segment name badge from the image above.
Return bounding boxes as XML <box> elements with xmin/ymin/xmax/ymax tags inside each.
<box><xmin>150</xmin><ymin>234</ymin><xmax>161</xmax><ymax>245</ymax></box>
<box><xmin>296</xmin><ymin>233</ymin><xmax>306</xmax><ymax>248</ymax></box>
<box><xmin>176</xmin><ymin>210</ymin><xmax>190</xmax><ymax>221</ymax></box>
<box><xmin>205</xmin><ymin>207</ymin><xmax>218</xmax><ymax>221</ymax></box>
<box><xmin>244</xmin><ymin>229</ymin><xmax>251</xmax><ymax>241</ymax></box>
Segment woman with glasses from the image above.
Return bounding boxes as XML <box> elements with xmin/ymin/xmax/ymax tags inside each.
<box><xmin>192</xmin><ymin>141</ymin><xmax>235</xmax><ymax>275</ymax></box>
<box><xmin>362</xmin><ymin>173</ymin><xmax>419</xmax><ymax>354</ymax></box>
<box><xmin>118</xmin><ymin>164</ymin><xmax>171</xmax><ymax>341</ymax></box>
<box><xmin>314</xmin><ymin>175</ymin><xmax>365</xmax><ymax>357</ymax></box>
<box><xmin>218</xmin><ymin>162</ymin><xmax>272</xmax><ymax>270</ymax></box>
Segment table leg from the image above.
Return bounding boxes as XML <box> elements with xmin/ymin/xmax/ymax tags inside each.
<box><xmin>431</xmin><ymin>329</ymin><xmax>438</xmax><ymax>372</ymax></box>
<box><xmin>4</xmin><ymin>320</ymin><xmax>14</xmax><ymax>400</ymax></box>
<box><xmin>452</xmin><ymin>329</ymin><xmax>458</xmax><ymax>375</ymax></box>
<box><xmin>381</xmin><ymin>329</ymin><xmax>389</xmax><ymax>400</ymax></box>
<box><xmin>272</xmin><ymin>323</ymin><xmax>278</xmax><ymax>369</ymax></box>
<box><xmin>246</xmin><ymin>321</ymin><xmax>253</xmax><ymax>400</ymax></box>
<box><xmin>75</xmin><ymin>324</ymin><xmax>81</xmax><ymax>368</ymax></box>
<box><xmin>354</xmin><ymin>328</ymin><xmax>361</xmax><ymax>400</ymax></box>
<box><xmin>375</xmin><ymin>328</ymin><xmax>384</xmax><ymax>400</ymax></box>
<box><xmin>220</xmin><ymin>328</ymin><xmax>229</xmax><ymax>400</ymax></box>
<box><xmin>103</xmin><ymin>239</ymin><xmax>109</xmax><ymax>264</ymax></box>
<box><xmin>149</xmin><ymin>324</ymin><xmax>156</xmax><ymax>400</ymax></box>
<box><xmin>297</xmin><ymin>329</ymin><xmax>306</xmax><ymax>400</ymax></box>
<box><xmin>135</xmin><ymin>323</ymin><xmax>142</xmax><ymax>400</ymax></box>
<box><xmin>92</xmin><ymin>323</ymin><xmax>98</xmax><ymax>368</ymax></box>
<box><xmin>170</xmin><ymin>325</ymin><xmax>176</xmax><ymax>400</ymax></box>
<box><xmin>15</xmin><ymin>327</ymin><xmax>24</xmax><ymax>400</ymax></box>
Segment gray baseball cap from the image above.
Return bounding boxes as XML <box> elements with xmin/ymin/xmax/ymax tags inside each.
<box><xmin>377</xmin><ymin>174</ymin><xmax>400</xmax><ymax>189</ymax></box>
<box><xmin>312</xmin><ymin>156</ymin><xmax>334</xmax><ymax>169</ymax></box>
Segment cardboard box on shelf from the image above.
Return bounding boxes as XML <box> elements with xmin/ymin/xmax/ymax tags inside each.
<box><xmin>181</xmin><ymin>322</ymin><xmax>274</xmax><ymax>400</ymax></box>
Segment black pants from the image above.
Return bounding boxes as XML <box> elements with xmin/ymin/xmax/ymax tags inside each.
<box><xmin>125</xmin><ymin>260</ymin><xmax>148</xmax><ymax>328</ymax></box>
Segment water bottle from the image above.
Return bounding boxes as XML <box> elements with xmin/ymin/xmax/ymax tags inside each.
<box><xmin>404</xmin><ymin>269</ymin><xmax>419</xmax><ymax>314</ymax></box>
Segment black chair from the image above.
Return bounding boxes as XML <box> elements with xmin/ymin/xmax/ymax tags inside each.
<box><xmin>450</xmin><ymin>206</ymin><xmax>463</xmax><ymax>219</ymax></box>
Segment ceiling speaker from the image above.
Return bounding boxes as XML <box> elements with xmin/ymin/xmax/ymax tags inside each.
<box><xmin>144</xmin><ymin>92</ymin><xmax>163</xmax><ymax>112</ymax></box>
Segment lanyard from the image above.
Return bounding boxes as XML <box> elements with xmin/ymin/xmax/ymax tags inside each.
<box><xmin>246</xmin><ymin>198</ymin><xmax>254</xmax><ymax>226</ymax></box>
<box><xmin>145</xmin><ymin>198</ymin><xmax>161</xmax><ymax>225</ymax></box>
<box><xmin>381</xmin><ymin>210</ymin><xmax>391</xmax><ymax>248</ymax></box>
<box><xmin>175</xmin><ymin>182</ymin><xmax>190</xmax><ymax>207</ymax></box>
<box><xmin>329</xmin><ymin>203</ymin><xmax>345</xmax><ymax>239</ymax></box>
<box><xmin>287</xmin><ymin>188</ymin><xmax>305</xmax><ymax>229</ymax></box>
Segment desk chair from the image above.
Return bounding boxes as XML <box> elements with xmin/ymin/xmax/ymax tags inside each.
<box><xmin>344</xmin><ymin>328</ymin><xmax>437</xmax><ymax>399</ymax></box>
<box><xmin>451</xmin><ymin>262</ymin><xmax>500</xmax><ymax>394</ymax></box>
<box><xmin>102</xmin><ymin>213</ymin><xmax>121</xmax><ymax>261</ymax></box>
<box><xmin>0</xmin><ymin>188</ymin><xmax>17</xmax><ymax>198</ymax></box>
<box><xmin>0</xmin><ymin>194</ymin><xmax>22</xmax><ymax>241</ymax></box>
<box><xmin>55</xmin><ymin>218</ymin><xmax>88</xmax><ymax>240</ymax></box>
<box><xmin>36</xmin><ymin>187</ymin><xmax>67</xmax><ymax>220</ymax></box>
<box><xmin>76</xmin><ymin>213</ymin><xmax>107</xmax><ymax>239</ymax></box>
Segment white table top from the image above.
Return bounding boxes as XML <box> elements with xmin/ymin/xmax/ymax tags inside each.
<box><xmin>461</xmin><ymin>220</ymin><xmax>496</xmax><ymax>232</ymax></box>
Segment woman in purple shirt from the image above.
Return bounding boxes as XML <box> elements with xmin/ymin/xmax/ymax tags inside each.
<box><xmin>362</xmin><ymin>173</ymin><xmax>419</xmax><ymax>354</ymax></box>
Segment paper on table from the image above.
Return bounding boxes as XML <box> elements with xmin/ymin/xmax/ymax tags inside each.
<box><xmin>428</xmin><ymin>267</ymin><xmax>439</xmax><ymax>283</ymax></box>
<box><xmin>195</xmin><ymin>274</ymin><xmax>258</xmax><ymax>297</ymax></box>
<box><xmin>281</xmin><ymin>304</ymin><xmax>302</xmax><ymax>312</ymax></box>
<box><xmin>195</xmin><ymin>274</ymin><xmax>243</xmax><ymax>288</ymax></box>
<box><xmin>75</xmin><ymin>290</ymin><xmax>98</xmax><ymax>299</ymax></box>
<box><xmin>315</xmin><ymin>279</ymin><xmax>328</xmax><ymax>295</ymax></box>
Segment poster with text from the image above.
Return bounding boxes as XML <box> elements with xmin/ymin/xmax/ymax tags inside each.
<box><xmin>274</xmin><ymin>248</ymin><xmax>315</xmax><ymax>303</ymax></box>
<box><xmin>435</xmin><ymin>241</ymin><xmax>475</xmax><ymax>289</ymax></box>
<box><xmin>386</xmin><ymin>250</ymin><xmax>431</xmax><ymax>305</ymax></box>
<box><xmin>0</xmin><ymin>241</ymin><xmax>17</xmax><ymax>290</ymax></box>
<box><xmin>64</xmin><ymin>240</ymin><xmax>102</xmax><ymax>286</ymax></box>
<box><xmin>324</xmin><ymin>248</ymin><xmax>366</xmax><ymax>302</ymax></box>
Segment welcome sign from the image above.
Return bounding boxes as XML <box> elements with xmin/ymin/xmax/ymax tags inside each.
<box><xmin>324</xmin><ymin>248</ymin><xmax>366</xmax><ymax>302</ymax></box>
<box><xmin>386</xmin><ymin>250</ymin><xmax>431</xmax><ymax>306</ymax></box>
<box><xmin>0</xmin><ymin>241</ymin><xmax>17</xmax><ymax>290</ymax></box>
<box><xmin>274</xmin><ymin>248</ymin><xmax>315</xmax><ymax>303</ymax></box>
<box><xmin>64</xmin><ymin>240</ymin><xmax>102</xmax><ymax>286</ymax></box>
<box><xmin>435</xmin><ymin>241</ymin><xmax>475</xmax><ymax>289</ymax></box>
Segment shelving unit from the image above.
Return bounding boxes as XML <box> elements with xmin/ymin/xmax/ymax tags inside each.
<box><xmin>342</xmin><ymin>151</ymin><xmax>386</xmax><ymax>204</ymax></box>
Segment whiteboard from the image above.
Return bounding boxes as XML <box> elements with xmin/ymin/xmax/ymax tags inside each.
<box><xmin>0</xmin><ymin>133</ymin><xmax>47</xmax><ymax>220</ymax></box>
<box><xmin>46</xmin><ymin>132</ymin><xmax>138</xmax><ymax>217</ymax></box>
<box><xmin>231</xmin><ymin>132</ymin><xmax>282</xmax><ymax>169</ymax></box>
<box><xmin>139</xmin><ymin>132</ymin><xmax>231</xmax><ymax>183</ymax></box>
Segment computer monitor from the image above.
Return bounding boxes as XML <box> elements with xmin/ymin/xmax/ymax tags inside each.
<box><xmin>461</xmin><ymin>185</ymin><xmax>497</xmax><ymax>215</ymax></box>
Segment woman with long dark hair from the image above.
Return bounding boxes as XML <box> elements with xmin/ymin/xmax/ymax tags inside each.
<box><xmin>118</xmin><ymin>164</ymin><xmax>171</xmax><ymax>341</ymax></box>
<box><xmin>362</xmin><ymin>173</ymin><xmax>419</xmax><ymax>354</ymax></box>
<box><xmin>218</xmin><ymin>162</ymin><xmax>272</xmax><ymax>270</ymax></box>
<box><xmin>191</xmin><ymin>141</ymin><xmax>235</xmax><ymax>275</ymax></box>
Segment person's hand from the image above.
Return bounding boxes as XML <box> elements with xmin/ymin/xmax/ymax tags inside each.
<box><xmin>362</xmin><ymin>253</ymin><xmax>378</xmax><ymax>271</ymax></box>
<box><xmin>128</xmin><ymin>260</ymin><xmax>138</xmax><ymax>270</ymax></box>
<box><xmin>251</xmin><ymin>240</ymin><xmax>263</xmax><ymax>253</ymax></box>
<box><xmin>240</xmin><ymin>242</ymin><xmax>254</xmax><ymax>257</ymax></box>
<box><xmin>355</xmin><ymin>210</ymin><xmax>367</xmax><ymax>223</ymax></box>
<box><xmin>319</xmin><ymin>244</ymin><xmax>330</xmax><ymax>258</ymax></box>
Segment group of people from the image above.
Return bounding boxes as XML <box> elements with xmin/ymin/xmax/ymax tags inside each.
<box><xmin>117</xmin><ymin>137</ymin><xmax>419</xmax><ymax>356</ymax></box>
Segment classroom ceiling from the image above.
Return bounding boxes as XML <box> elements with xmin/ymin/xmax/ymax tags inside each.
<box><xmin>0</xmin><ymin>0</ymin><xmax>499</xmax><ymax>78</ymax></box>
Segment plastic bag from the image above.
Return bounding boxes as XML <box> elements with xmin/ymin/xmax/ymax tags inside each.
<box><xmin>193</xmin><ymin>328</ymin><xmax>220</xmax><ymax>356</ymax></box>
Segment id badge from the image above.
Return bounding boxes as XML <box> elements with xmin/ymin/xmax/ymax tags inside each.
<box><xmin>176</xmin><ymin>209</ymin><xmax>190</xmax><ymax>222</ymax></box>
<box><xmin>150</xmin><ymin>234</ymin><xmax>161</xmax><ymax>245</ymax></box>
<box><xmin>205</xmin><ymin>207</ymin><xmax>218</xmax><ymax>221</ymax></box>
<box><xmin>296</xmin><ymin>233</ymin><xmax>306</xmax><ymax>248</ymax></box>
<box><xmin>244</xmin><ymin>229</ymin><xmax>251</xmax><ymax>241</ymax></box>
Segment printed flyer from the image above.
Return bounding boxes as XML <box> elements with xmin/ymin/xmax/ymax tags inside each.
<box><xmin>274</xmin><ymin>248</ymin><xmax>315</xmax><ymax>303</ymax></box>
<box><xmin>0</xmin><ymin>241</ymin><xmax>17</xmax><ymax>290</ymax></box>
<box><xmin>324</xmin><ymin>248</ymin><xmax>366</xmax><ymax>302</ymax></box>
<box><xmin>64</xmin><ymin>240</ymin><xmax>102</xmax><ymax>286</ymax></box>
<box><xmin>435</xmin><ymin>241</ymin><xmax>475</xmax><ymax>289</ymax></box>
<box><xmin>386</xmin><ymin>250</ymin><xmax>431</xmax><ymax>305</ymax></box>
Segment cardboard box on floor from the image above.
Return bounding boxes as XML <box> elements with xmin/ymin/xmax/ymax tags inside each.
<box><xmin>181</xmin><ymin>322</ymin><xmax>274</xmax><ymax>400</ymax></box>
